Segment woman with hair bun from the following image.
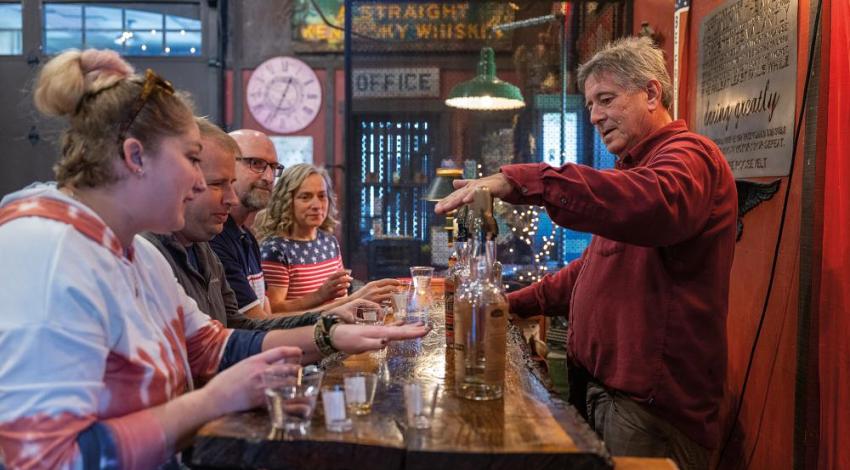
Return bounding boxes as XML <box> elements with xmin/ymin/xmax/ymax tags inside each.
<box><xmin>0</xmin><ymin>50</ymin><xmax>427</xmax><ymax>469</ymax></box>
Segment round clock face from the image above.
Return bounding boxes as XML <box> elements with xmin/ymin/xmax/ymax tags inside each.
<box><xmin>246</xmin><ymin>56</ymin><xmax>322</xmax><ymax>134</ymax></box>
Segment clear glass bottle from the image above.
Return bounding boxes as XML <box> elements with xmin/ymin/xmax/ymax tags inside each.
<box><xmin>454</xmin><ymin>187</ymin><xmax>507</xmax><ymax>401</ymax></box>
<box><xmin>444</xmin><ymin>206</ymin><xmax>470</xmax><ymax>346</ymax></box>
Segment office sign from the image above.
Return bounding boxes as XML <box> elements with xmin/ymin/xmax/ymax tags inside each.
<box><xmin>352</xmin><ymin>67</ymin><xmax>440</xmax><ymax>98</ymax></box>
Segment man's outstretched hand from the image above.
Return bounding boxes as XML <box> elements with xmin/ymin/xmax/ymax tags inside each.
<box><xmin>434</xmin><ymin>173</ymin><xmax>512</xmax><ymax>214</ymax></box>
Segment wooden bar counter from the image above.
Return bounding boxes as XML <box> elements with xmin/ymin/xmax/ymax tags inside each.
<box><xmin>191</xmin><ymin>302</ymin><xmax>613</xmax><ymax>469</ymax></box>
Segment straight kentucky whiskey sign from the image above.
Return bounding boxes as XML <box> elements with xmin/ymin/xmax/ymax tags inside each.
<box><xmin>352</xmin><ymin>2</ymin><xmax>514</xmax><ymax>51</ymax></box>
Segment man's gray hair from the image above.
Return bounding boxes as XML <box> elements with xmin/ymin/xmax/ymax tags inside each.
<box><xmin>577</xmin><ymin>36</ymin><xmax>672</xmax><ymax>109</ymax></box>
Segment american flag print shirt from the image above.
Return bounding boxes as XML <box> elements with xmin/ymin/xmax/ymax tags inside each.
<box><xmin>260</xmin><ymin>230</ymin><xmax>345</xmax><ymax>300</ymax></box>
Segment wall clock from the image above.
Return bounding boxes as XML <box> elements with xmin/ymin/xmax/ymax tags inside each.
<box><xmin>246</xmin><ymin>56</ymin><xmax>322</xmax><ymax>134</ymax></box>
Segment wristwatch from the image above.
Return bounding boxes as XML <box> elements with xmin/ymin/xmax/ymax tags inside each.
<box><xmin>314</xmin><ymin>314</ymin><xmax>342</xmax><ymax>357</ymax></box>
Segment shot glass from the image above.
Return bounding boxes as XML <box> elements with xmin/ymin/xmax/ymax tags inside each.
<box><xmin>391</xmin><ymin>281</ymin><xmax>411</xmax><ymax>318</ymax></box>
<box><xmin>354</xmin><ymin>305</ymin><xmax>385</xmax><ymax>325</ymax></box>
<box><xmin>404</xmin><ymin>382</ymin><xmax>439</xmax><ymax>430</ymax></box>
<box><xmin>408</xmin><ymin>267</ymin><xmax>434</xmax><ymax>325</ymax></box>
<box><xmin>409</xmin><ymin>266</ymin><xmax>434</xmax><ymax>291</ymax></box>
<box><xmin>321</xmin><ymin>385</ymin><xmax>353</xmax><ymax>432</ymax></box>
<box><xmin>343</xmin><ymin>371</ymin><xmax>378</xmax><ymax>416</ymax></box>
<box><xmin>264</xmin><ymin>364</ymin><xmax>323</xmax><ymax>432</ymax></box>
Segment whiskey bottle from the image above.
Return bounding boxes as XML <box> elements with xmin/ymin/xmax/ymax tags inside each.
<box><xmin>454</xmin><ymin>187</ymin><xmax>507</xmax><ymax>400</ymax></box>
<box><xmin>444</xmin><ymin>206</ymin><xmax>470</xmax><ymax>346</ymax></box>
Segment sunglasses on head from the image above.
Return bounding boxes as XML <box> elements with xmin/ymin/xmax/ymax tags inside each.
<box><xmin>117</xmin><ymin>68</ymin><xmax>175</xmax><ymax>145</ymax></box>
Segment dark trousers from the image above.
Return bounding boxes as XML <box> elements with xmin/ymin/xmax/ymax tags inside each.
<box><xmin>585</xmin><ymin>382</ymin><xmax>710</xmax><ymax>470</ymax></box>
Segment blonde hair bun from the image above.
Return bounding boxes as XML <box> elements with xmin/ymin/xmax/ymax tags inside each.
<box><xmin>80</xmin><ymin>49</ymin><xmax>134</xmax><ymax>92</ymax></box>
<box><xmin>34</xmin><ymin>48</ymin><xmax>135</xmax><ymax>117</ymax></box>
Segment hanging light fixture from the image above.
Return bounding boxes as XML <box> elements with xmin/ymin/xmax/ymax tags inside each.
<box><xmin>445</xmin><ymin>47</ymin><xmax>525</xmax><ymax>111</ymax></box>
<box><xmin>423</xmin><ymin>167</ymin><xmax>464</xmax><ymax>202</ymax></box>
<box><xmin>423</xmin><ymin>166</ymin><xmax>464</xmax><ymax>242</ymax></box>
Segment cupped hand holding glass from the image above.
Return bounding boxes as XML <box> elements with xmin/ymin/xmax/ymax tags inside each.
<box><xmin>325</xmin><ymin>298</ymin><xmax>381</xmax><ymax>324</ymax></box>
<box><xmin>263</xmin><ymin>364</ymin><xmax>323</xmax><ymax>432</ymax></box>
<box><xmin>316</xmin><ymin>270</ymin><xmax>352</xmax><ymax>301</ymax></box>
<box><xmin>202</xmin><ymin>346</ymin><xmax>303</xmax><ymax>415</ymax></box>
<box><xmin>350</xmin><ymin>278</ymin><xmax>400</xmax><ymax>304</ymax></box>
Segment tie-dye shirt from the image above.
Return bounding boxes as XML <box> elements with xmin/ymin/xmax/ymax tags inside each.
<box><xmin>0</xmin><ymin>185</ymin><xmax>260</xmax><ymax>469</ymax></box>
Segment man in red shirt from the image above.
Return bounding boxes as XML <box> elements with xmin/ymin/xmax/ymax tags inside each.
<box><xmin>436</xmin><ymin>37</ymin><xmax>737</xmax><ymax>469</ymax></box>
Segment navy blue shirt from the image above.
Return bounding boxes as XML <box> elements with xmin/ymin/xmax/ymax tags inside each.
<box><xmin>210</xmin><ymin>216</ymin><xmax>266</xmax><ymax>313</ymax></box>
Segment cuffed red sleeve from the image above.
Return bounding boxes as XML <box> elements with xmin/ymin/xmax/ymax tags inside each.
<box><xmin>500</xmin><ymin>163</ymin><xmax>548</xmax><ymax>205</ymax></box>
<box><xmin>508</xmin><ymin>254</ymin><xmax>585</xmax><ymax>318</ymax></box>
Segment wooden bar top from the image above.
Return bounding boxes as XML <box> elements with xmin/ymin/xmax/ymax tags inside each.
<box><xmin>191</xmin><ymin>303</ymin><xmax>613</xmax><ymax>469</ymax></box>
<box><xmin>613</xmin><ymin>457</ymin><xmax>679</xmax><ymax>469</ymax></box>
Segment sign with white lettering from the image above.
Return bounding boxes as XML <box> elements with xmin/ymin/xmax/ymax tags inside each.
<box><xmin>695</xmin><ymin>0</ymin><xmax>797</xmax><ymax>178</ymax></box>
<box><xmin>352</xmin><ymin>68</ymin><xmax>440</xmax><ymax>98</ymax></box>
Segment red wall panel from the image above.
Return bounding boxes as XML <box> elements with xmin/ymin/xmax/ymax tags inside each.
<box><xmin>681</xmin><ymin>1</ymin><xmax>814</xmax><ymax>468</ymax></box>
<box><xmin>818</xmin><ymin>0</ymin><xmax>850</xmax><ymax>467</ymax></box>
<box><xmin>632</xmin><ymin>0</ymin><xmax>675</xmax><ymax>76</ymax></box>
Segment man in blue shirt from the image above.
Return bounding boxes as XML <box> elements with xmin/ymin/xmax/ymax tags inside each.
<box><xmin>210</xmin><ymin>129</ymin><xmax>351</xmax><ymax>318</ymax></box>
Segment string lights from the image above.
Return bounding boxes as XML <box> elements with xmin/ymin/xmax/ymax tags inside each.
<box><xmin>495</xmin><ymin>200</ymin><xmax>556</xmax><ymax>284</ymax></box>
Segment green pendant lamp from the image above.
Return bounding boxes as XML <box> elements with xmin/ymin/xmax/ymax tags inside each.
<box><xmin>423</xmin><ymin>167</ymin><xmax>464</xmax><ymax>202</ymax></box>
<box><xmin>445</xmin><ymin>47</ymin><xmax>525</xmax><ymax>111</ymax></box>
<box><xmin>423</xmin><ymin>166</ymin><xmax>464</xmax><ymax>242</ymax></box>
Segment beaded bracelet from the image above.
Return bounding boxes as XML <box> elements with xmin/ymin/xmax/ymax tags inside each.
<box><xmin>314</xmin><ymin>314</ymin><xmax>341</xmax><ymax>357</ymax></box>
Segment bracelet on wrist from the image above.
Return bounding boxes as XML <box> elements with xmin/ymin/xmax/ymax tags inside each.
<box><xmin>314</xmin><ymin>314</ymin><xmax>341</xmax><ymax>357</ymax></box>
<box><xmin>328</xmin><ymin>323</ymin><xmax>342</xmax><ymax>352</ymax></box>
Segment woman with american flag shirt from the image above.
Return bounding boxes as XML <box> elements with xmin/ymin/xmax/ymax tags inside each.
<box><xmin>257</xmin><ymin>164</ymin><xmax>399</xmax><ymax>313</ymax></box>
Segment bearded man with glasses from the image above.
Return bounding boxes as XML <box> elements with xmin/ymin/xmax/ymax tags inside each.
<box><xmin>210</xmin><ymin>129</ymin><xmax>304</xmax><ymax>319</ymax></box>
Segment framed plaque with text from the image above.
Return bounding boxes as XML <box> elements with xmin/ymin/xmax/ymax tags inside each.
<box><xmin>695</xmin><ymin>0</ymin><xmax>798</xmax><ymax>178</ymax></box>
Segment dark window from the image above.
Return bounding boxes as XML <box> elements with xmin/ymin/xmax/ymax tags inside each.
<box><xmin>356</xmin><ymin>116</ymin><xmax>434</xmax><ymax>242</ymax></box>
<box><xmin>535</xmin><ymin>95</ymin><xmax>615</xmax><ymax>266</ymax></box>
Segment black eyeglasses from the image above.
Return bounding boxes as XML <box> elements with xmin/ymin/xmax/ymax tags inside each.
<box><xmin>117</xmin><ymin>69</ymin><xmax>175</xmax><ymax>145</ymax></box>
<box><xmin>237</xmin><ymin>157</ymin><xmax>284</xmax><ymax>177</ymax></box>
